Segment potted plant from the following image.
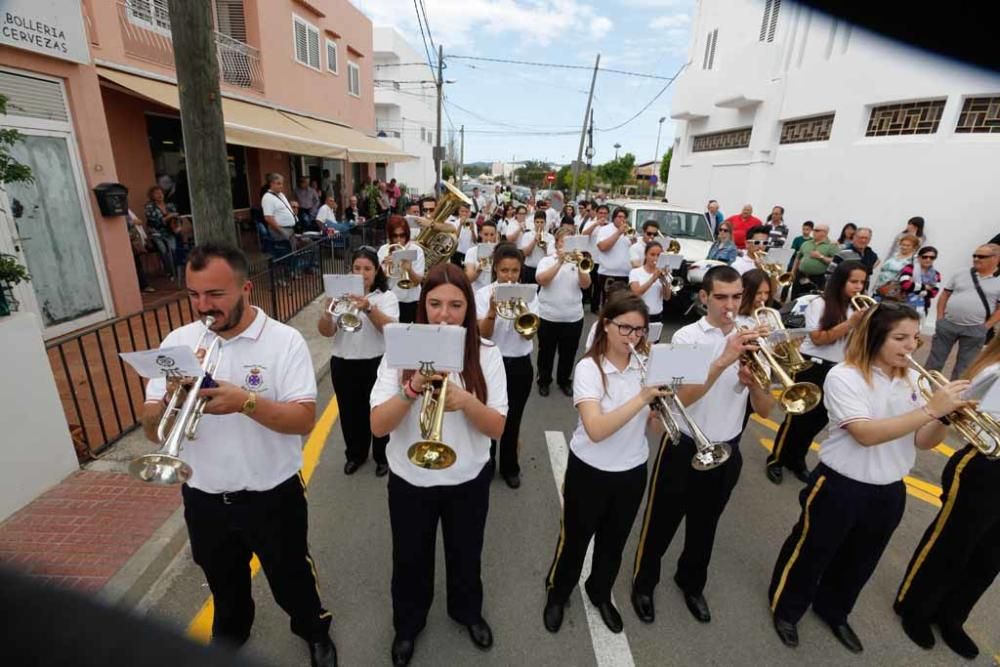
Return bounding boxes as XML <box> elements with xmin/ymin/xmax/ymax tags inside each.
<box><xmin>0</xmin><ymin>253</ymin><xmax>30</xmax><ymax>316</ymax></box>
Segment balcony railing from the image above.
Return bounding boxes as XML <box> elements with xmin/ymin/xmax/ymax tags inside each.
<box><xmin>117</xmin><ymin>1</ymin><xmax>264</xmax><ymax>93</ymax></box>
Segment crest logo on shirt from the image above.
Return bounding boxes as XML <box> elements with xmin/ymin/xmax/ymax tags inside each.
<box><xmin>243</xmin><ymin>365</ymin><xmax>268</xmax><ymax>393</ymax></box>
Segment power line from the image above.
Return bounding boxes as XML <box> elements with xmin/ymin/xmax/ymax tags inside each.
<box><xmin>417</xmin><ymin>0</ymin><xmax>437</xmax><ymax>55</ymax></box>
<box><xmin>412</xmin><ymin>0</ymin><xmax>435</xmax><ymax>71</ymax></box>
<box><xmin>597</xmin><ymin>61</ymin><xmax>688</xmax><ymax>132</ymax></box>
<box><xmin>445</xmin><ymin>99</ymin><xmax>580</xmax><ymax>131</ymax></box>
<box><xmin>447</xmin><ymin>54</ymin><xmax>678</xmax><ymax>81</ymax></box>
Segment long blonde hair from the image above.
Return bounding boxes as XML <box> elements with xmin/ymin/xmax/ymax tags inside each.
<box><xmin>843</xmin><ymin>302</ymin><xmax>920</xmax><ymax>384</ymax></box>
<box><xmin>964</xmin><ymin>335</ymin><xmax>1000</xmax><ymax>381</ymax></box>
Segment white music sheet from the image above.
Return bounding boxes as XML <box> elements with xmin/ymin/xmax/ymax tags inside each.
<box><xmin>384</xmin><ymin>324</ymin><xmax>466</xmax><ymax>372</ymax></box>
<box><xmin>495</xmin><ymin>283</ymin><xmax>538</xmax><ymax>303</ymax></box>
<box><xmin>563</xmin><ymin>235</ymin><xmax>590</xmax><ymax>252</ymax></box>
<box><xmin>643</xmin><ymin>343</ymin><xmax>714</xmax><ymax>386</ymax></box>
<box><xmin>323</xmin><ymin>274</ymin><xmax>364</xmax><ymax>298</ymax></box>
<box><xmin>120</xmin><ymin>346</ymin><xmax>204</xmax><ymax>379</ymax></box>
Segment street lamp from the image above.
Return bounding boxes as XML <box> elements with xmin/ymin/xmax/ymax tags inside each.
<box><xmin>650</xmin><ymin>116</ymin><xmax>666</xmax><ymax>200</ymax></box>
<box><xmin>613</xmin><ymin>142</ymin><xmax>621</xmax><ymax>160</ymax></box>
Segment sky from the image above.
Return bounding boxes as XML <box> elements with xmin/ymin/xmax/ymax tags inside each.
<box><xmin>352</xmin><ymin>0</ymin><xmax>696</xmax><ymax>166</ymax></box>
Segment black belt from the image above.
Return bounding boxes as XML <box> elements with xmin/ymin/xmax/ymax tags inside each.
<box><xmin>185</xmin><ymin>474</ymin><xmax>298</xmax><ymax>505</ymax></box>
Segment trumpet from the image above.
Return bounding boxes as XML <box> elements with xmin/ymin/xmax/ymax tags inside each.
<box><xmin>754</xmin><ymin>255</ymin><xmax>793</xmax><ymax>288</ymax></box>
<box><xmin>629</xmin><ymin>343</ymin><xmax>731</xmax><ymax>470</ymax></box>
<box><xmin>407</xmin><ymin>362</ymin><xmax>458</xmax><ymax>469</ymax></box>
<box><xmin>534</xmin><ymin>224</ymin><xmax>548</xmax><ymax>251</ymax></box>
<box><xmin>478</xmin><ymin>254</ymin><xmax>493</xmax><ymax>271</ymax></box>
<box><xmin>907</xmin><ymin>357</ymin><xmax>1000</xmax><ymax>458</ymax></box>
<box><xmin>386</xmin><ymin>243</ymin><xmax>416</xmax><ymax>290</ymax></box>
<box><xmin>129</xmin><ymin>317</ymin><xmax>224</xmax><ymax>485</ymax></box>
<box><xmin>733</xmin><ymin>315</ymin><xmax>822</xmax><ymax>414</ymax></box>
<box><xmin>328</xmin><ymin>296</ymin><xmax>363</xmax><ymax>332</ymax></box>
<box><xmin>657</xmin><ymin>235</ymin><xmax>681</xmax><ymax>254</ymax></box>
<box><xmin>564</xmin><ymin>250</ymin><xmax>594</xmax><ymax>273</ymax></box>
<box><xmin>753</xmin><ymin>307</ymin><xmax>812</xmax><ymax>374</ymax></box>
<box><xmin>495</xmin><ymin>291</ymin><xmax>540</xmax><ymax>338</ymax></box>
<box><xmin>851</xmin><ymin>294</ymin><xmax>878</xmax><ymax>312</ymax></box>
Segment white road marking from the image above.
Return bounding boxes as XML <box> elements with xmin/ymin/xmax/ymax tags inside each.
<box><xmin>545</xmin><ymin>430</ymin><xmax>637</xmax><ymax>667</ymax></box>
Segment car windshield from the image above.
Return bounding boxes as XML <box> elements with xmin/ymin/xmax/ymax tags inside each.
<box><xmin>630</xmin><ymin>208</ymin><xmax>712</xmax><ymax>241</ymax></box>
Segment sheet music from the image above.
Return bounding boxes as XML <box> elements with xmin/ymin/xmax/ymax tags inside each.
<box><xmin>477</xmin><ymin>242</ymin><xmax>496</xmax><ymax>258</ymax></box>
<box><xmin>384</xmin><ymin>324</ymin><xmax>466</xmax><ymax>372</ymax></box>
<box><xmin>391</xmin><ymin>248</ymin><xmax>418</xmax><ymax>262</ymax></box>
<box><xmin>323</xmin><ymin>274</ymin><xmax>364</xmax><ymax>298</ymax></box>
<box><xmin>120</xmin><ymin>346</ymin><xmax>204</xmax><ymax>380</ymax></box>
<box><xmin>765</xmin><ymin>247</ymin><xmax>794</xmax><ymax>266</ymax></box>
<box><xmin>563</xmin><ymin>235</ymin><xmax>590</xmax><ymax>252</ymax></box>
<box><xmin>643</xmin><ymin>344</ymin><xmax>714</xmax><ymax>386</ymax></box>
<box><xmin>648</xmin><ymin>322</ymin><xmax>664</xmax><ymax>344</ymax></box>
<box><xmin>495</xmin><ymin>283</ymin><xmax>537</xmax><ymax>303</ymax></box>
<box><xmin>657</xmin><ymin>253</ymin><xmax>684</xmax><ymax>271</ymax></box>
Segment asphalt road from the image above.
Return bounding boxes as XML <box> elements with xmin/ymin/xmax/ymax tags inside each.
<box><xmin>142</xmin><ymin>314</ymin><xmax>999</xmax><ymax>666</ymax></box>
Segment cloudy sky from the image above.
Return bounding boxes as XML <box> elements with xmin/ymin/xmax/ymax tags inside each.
<box><xmin>353</xmin><ymin>0</ymin><xmax>696</xmax><ymax>165</ymax></box>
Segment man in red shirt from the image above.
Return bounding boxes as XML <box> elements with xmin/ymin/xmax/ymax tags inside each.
<box><xmin>725</xmin><ymin>204</ymin><xmax>763</xmax><ymax>249</ymax></box>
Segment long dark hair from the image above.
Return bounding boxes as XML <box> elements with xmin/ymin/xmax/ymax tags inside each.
<box><xmin>739</xmin><ymin>269</ymin><xmax>771</xmax><ymax>316</ymax></box>
<box><xmin>491</xmin><ymin>242</ymin><xmax>524</xmax><ymax>282</ymax></box>
<box><xmin>820</xmin><ymin>260</ymin><xmax>868</xmax><ymax>330</ymax></box>
<box><xmin>587</xmin><ymin>292</ymin><xmax>649</xmax><ymax>393</ymax></box>
<box><xmin>405</xmin><ymin>264</ymin><xmax>487</xmax><ymax>402</ymax></box>
<box><xmin>837</xmin><ymin>223</ymin><xmax>857</xmax><ymax>245</ymax></box>
<box><xmin>844</xmin><ymin>301</ymin><xmax>920</xmax><ymax>383</ymax></box>
<box><xmin>351</xmin><ymin>247</ymin><xmax>388</xmax><ymax>293</ymax></box>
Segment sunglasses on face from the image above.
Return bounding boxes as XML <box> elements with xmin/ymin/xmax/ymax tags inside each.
<box><xmin>920</xmin><ymin>254</ymin><xmax>937</xmax><ymax>260</ymax></box>
<box><xmin>719</xmin><ymin>228</ymin><xmax>731</xmax><ymax>233</ymax></box>
<box><xmin>973</xmin><ymin>254</ymin><xmax>993</xmax><ymax>260</ymax></box>
<box><xmin>749</xmin><ymin>239</ymin><xmax>769</xmax><ymax>246</ymax></box>
<box><xmin>644</xmin><ymin>231</ymin><xmax>657</xmax><ymax>237</ymax></box>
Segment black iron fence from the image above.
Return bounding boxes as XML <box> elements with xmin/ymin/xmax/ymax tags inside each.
<box><xmin>46</xmin><ymin>239</ymin><xmax>349</xmax><ymax>462</ymax></box>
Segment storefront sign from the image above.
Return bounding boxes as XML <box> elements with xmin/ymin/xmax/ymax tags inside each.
<box><xmin>1</xmin><ymin>0</ymin><xmax>89</xmax><ymax>64</ymax></box>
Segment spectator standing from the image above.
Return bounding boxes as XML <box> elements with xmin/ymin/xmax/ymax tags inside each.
<box><xmin>829</xmin><ymin>227</ymin><xmax>879</xmax><ymax>279</ymax></box>
<box><xmin>789</xmin><ymin>221</ymin><xmax>814</xmax><ymax>255</ymax></box>
<box><xmin>900</xmin><ymin>246</ymin><xmax>941</xmax><ymax>316</ymax></box>
<box><xmin>261</xmin><ymin>174</ymin><xmax>296</xmax><ymax>241</ymax></box>
<box><xmin>706</xmin><ymin>223</ymin><xmax>738</xmax><ymax>263</ymax></box>
<box><xmin>293</xmin><ymin>177</ymin><xmax>320</xmax><ymax>230</ymax></box>
<box><xmin>873</xmin><ymin>234</ymin><xmax>919</xmax><ymax>301</ymax></box>
<box><xmin>837</xmin><ymin>223</ymin><xmax>857</xmax><ymax>248</ymax></box>
<box><xmin>704</xmin><ymin>200</ymin><xmax>724</xmax><ymax>236</ymax></box>
<box><xmin>925</xmin><ymin>245</ymin><xmax>1000</xmax><ymax>377</ymax></box>
<box><xmin>725</xmin><ymin>204</ymin><xmax>763</xmax><ymax>249</ymax></box>
<box><xmin>791</xmin><ymin>223</ymin><xmax>839</xmax><ymax>296</ymax></box>
<box><xmin>764</xmin><ymin>206</ymin><xmax>790</xmax><ymax>248</ymax></box>
<box><xmin>886</xmin><ymin>216</ymin><xmax>928</xmax><ymax>259</ymax></box>
<box><xmin>470</xmin><ymin>186</ymin><xmax>486</xmax><ymax>217</ymax></box>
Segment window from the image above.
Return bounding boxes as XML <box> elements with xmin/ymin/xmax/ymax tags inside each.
<box><xmin>692</xmin><ymin>127</ymin><xmax>752</xmax><ymax>152</ymax></box>
<box><xmin>955</xmin><ymin>96</ymin><xmax>1000</xmax><ymax>134</ymax></box>
<box><xmin>348</xmin><ymin>61</ymin><xmax>360</xmax><ymax>97</ymax></box>
<box><xmin>702</xmin><ymin>29</ymin><xmax>718</xmax><ymax>70</ymax></box>
<box><xmin>127</xmin><ymin>0</ymin><xmax>171</xmax><ymax>34</ymax></box>
<box><xmin>865</xmin><ymin>99</ymin><xmax>945</xmax><ymax>137</ymax></box>
<box><xmin>780</xmin><ymin>114</ymin><xmax>835</xmax><ymax>144</ymax></box>
<box><xmin>214</xmin><ymin>0</ymin><xmax>247</xmax><ymax>42</ymax></box>
<box><xmin>420</xmin><ymin>127</ymin><xmax>426</xmax><ymax>142</ymax></box>
<box><xmin>326</xmin><ymin>39</ymin><xmax>339</xmax><ymax>74</ymax></box>
<box><xmin>293</xmin><ymin>15</ymin><xmax>320</xmax><ymax>70</ymax></box>
<box><xmin>759</xmin><ymin>0</ymin><xmax>781</xmax><ymax>43</ymax></box>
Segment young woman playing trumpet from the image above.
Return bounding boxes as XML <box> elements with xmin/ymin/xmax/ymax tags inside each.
<box><xmin>628</xmin><ymin>239</ymin><xmax>672</xmax><ymax>323</ymax></box>
<box><xmin>378</xmin><ymin>216</ymin><xmax>426</xmax><ymax>324</ymax></box>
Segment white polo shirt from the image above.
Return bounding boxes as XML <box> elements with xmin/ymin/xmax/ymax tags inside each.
<box><xmin>537</xmin><ymin>256</ymin><xmax>584</xmax><ymax>322</ymax></box>
<box><xmin>629</xmin><ymin>266</ymin><xmax>665</xmax><ymax>316</ymax></box>
<box><xmin>596</xmin><ymin>225</ymin><xmax>633</xmax><ymax>277</ymax></box>
<box><xmin>329</xmin><ymin>289</ymin><xmax>400</xmax><ymax>360</ymax></box>
<box><xmin>144</xmin><ymin>308</ymin><xmax>317</xmax><ymax>494</ymax></box>
<box><xmin>452</xmin><ymin>216</ymin><xmax>476</xmax><ymax>253</ymax></box>
<box><xmin>731</xmin><ymin>252</ymin><xmax>756</xmax><ymax>275</ymax></box>
<box><xmin>629</xmin><ymin>241</ymin><xmax>646</xmax><ymax>267</ymax></box>
<box><xmin>821</xmin><ymin>364</ymin><xmax>924</xmax><ymax>485</ymax></box>
<box><xmin>799</xmin><ymin>297</ymin><xmax>854</xmax><ymax>363</ymax></box>
<box><xmin>570</xmin><ymin>356</ymin><xmax>651</xmax><ymax>472</ymax></box>
<box><xmin>475</xmin><ymin>282</ymin><xmax>540</xmax><ymax>358</ymax></box>
<box><xmin>378</xmin><ymin>242</ymin><xmax>426</xmax><ymax>304</ymax></box>
<box><xmin>519</xmin><ymin>230</ymin><xmax>556</xmax><ymax>268</ymax></box>
<box><xmin>501</xmin><ymin>218</ymin><xmax>524</xmax><ymax>243</ymax></box>
<box><xmin>370</xmin><ymin>344</ymin><xmax>508</xmax><ymax>487</ymax></box>
<box><xmin>583</xmin><ymin>219</ymin><xmax>606</xmax><ymax>258</ymax></box>
<box><xmin>671</xmin><ymin>317</ymin><xmax>751</xmax><ymax>443</ymax></box>
<box><xmin>463</xmin><ymin>245</ymin><xmax>493</xmax><ymax>291</ymax></box>
<box><xmin>261</xmin><ymin>191</ymin><xmax>296</xmax><ymax>230</ymax></box>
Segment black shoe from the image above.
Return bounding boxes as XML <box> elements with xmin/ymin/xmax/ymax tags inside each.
<box><xmin>937</xmin><ymin>621</ymin><xmax>979</xmax><ymax>659</ymax></box>
<box><xmin>558</xmin><ymin>384</ymin><xmax>573</xmax><ymax>397</ymax></box>
<box><xmin>543</xmin><ymin>594</ymin><xmax>565</xmax><ymax>633</ymax></box>
<box><xmin>682</xmin><ymin>591</ymin><xmax>711</xmax><ymax>623</ymax></box>
<box><xmin>375</xmin><ymin>463</ymin><xmax>390</xmax><ymax>477</ymax></box>
<box><xmin>538</xmin><ymin>384</ymin><xmax>550</xmax><ymax>396</ymax></box>
<box><xmin>344</xmin><ymin>460</ymin><xmax>364</xmax><ymax>475</ymax></box>
<box><xmin>765</xmin><ymin>462</ymin><xmax>783</xmax><ymax>485</ymax></box>
<box><xmin>503</xmin><ymin>473</ymin><xmax>521</xmax><ymax>489</ymax></box>
<box><xmin>466</xmin><ymin>620</ymin><xmax>493</xmax><ymax>650</ymax></box>
<box><xmin>631</xmin><ymin>587</ymin><xmax>655</xmax><ymax>624</ymax></box>
<box><xmin>826</xmin><ymin>621</ymin><xmax>863</xmax><ymax>653</ymax></box>
<box><xmin>900</xmin><ymin>615</ymin><xmax>934</xmax><ymax>649</ymax></box>
<box><xmin>592</xmin><ymin>600</ymin><xmax>624</xmax><ymax>633</ymax></box>
<box><xmin>391</xmin><ymin>636</ymin><xmax>414</xmax><ymax>666</ymax></box>
<box><xmin>307</xmin><ymin>636</ymin><xmax>337</xmax><ymax>667</ymax></box>
<box><xmin>790</xmin><ymin>465</ymin><xmax>811</xmax><ymax>483</ymax></box>
<box><xmin>773</xmin><ymin>616</ymin><xmax>799</xmax><ymax>648</ymax></box>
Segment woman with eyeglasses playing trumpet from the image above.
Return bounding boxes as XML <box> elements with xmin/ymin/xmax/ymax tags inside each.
<box><xmin>535</xmin><ymin>228</ymin><xmax>591</xmax><ymax>397</ymax></box>
<box><xmin>894</xmin><ymin>334</ymin><xmax>1000</xmax><ymax>660</ymax></box>
<box><xmin>769</xmin><ymin>301</ymin><xmax>972</xmax><ymax>654</ymax></box>
<box><xmin>475</xmin><ymin>243</ymin><xmax>539</xmax><ymax>488</ymax></box>
<box><xmin>370</xmin><ymin>264</ymin><xmax>508</xmax><ymax>667</ymax></box>
<box><xmin>519</xmin><ymin>210</ymin><xmax>555</xmax><ymax>284</ymax></box>
<box><xmin>378</xmin><ymin>215</ymin><xmax>426</xmax><ymax>324</ymax></box>
<box><xmin>764</xmin><ymin>261</ymin><xmax>869</xmax><ymax>485</ymax></box>
<box><xmin>629</xmin><ymin>240</ymin><xmax>672</xmax><ymax>324</ymax></box>
<box><xmin>543</xmin><ymin>294</ymin><xmax>670</xmax><ymax>635</ymax></box>
<box><xmin>319</xmin><ymin>247</ymin><xmax>399</xmax><ymax>476</ymax></box>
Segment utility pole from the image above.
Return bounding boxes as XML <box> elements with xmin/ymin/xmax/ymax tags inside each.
<box><xmin>650</xmin><ymin>116</ymin><xmax>666</xmax><ymax>200</ymax></box>
<box><xmin>571</xmin><ymin>54</ymin><xmax>600</xmax><ymax>202</ymax></box>
<box><xmin>434</xmin><ymin>45</ymin><xmax>444</xmax><ymax>189</ymax></box>
<box><xmin>167</xmin><ymin>0</ymin><xmax>234</xmax><ymax>245</ymax></box>
<box><xmin>459</xmin><ymin>125</ymin><xmax>464</xmax><ymax>182</ymax></box>
<box><xmin>584</xmin><ymin>109</ymin><xmax>595</xmax><ymax>201</ymax></box>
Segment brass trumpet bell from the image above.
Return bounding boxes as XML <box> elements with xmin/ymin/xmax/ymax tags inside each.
<box><xmin>128</xmin><ymin>454</ymin><xmax>193</xmax><ymax>485</ymax></box>
<box><xmin>408</xmin><ymin>367</ymin><xmax>458</xmax><ymax>470</ymax></box>
<box><xmin>407</xmin><ymin>441</ymin><xmax>458</xmax><ymax>469</ymax></box>
<box><xmin>778</xmin><ymin>383</ymin><xmax>822</xmax><ymax>415</ymax></box>
<box><xmin>667</xmin><ymin>238</ymin><xmax>681</xmax><ymax>254</ymax></box>
<box><xmin>515</xmin><ymin>312</ymin><xmax>540</xmax><ymax>337</ymax></box>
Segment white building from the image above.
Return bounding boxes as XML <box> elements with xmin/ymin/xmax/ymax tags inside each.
<box><xmin>666</xmin><ymin>0</ymin><xmax>1000</xmax><ymax>284</ymax></box>
<box><xmin>373</xmin><ymin>27</ymin><xmax>436</xmax><ymax>194</ymax></box>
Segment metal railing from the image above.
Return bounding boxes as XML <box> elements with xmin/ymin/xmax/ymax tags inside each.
<box><xmin>47</xmin><ymin>239</ymin><xmax>349</xmax><ymax>462</ymax></box>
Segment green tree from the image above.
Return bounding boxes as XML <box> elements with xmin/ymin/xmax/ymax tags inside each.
<box><xmin>442</xmin><ymin>163</ymin><xmax>455</xmax><ymax>182</ymax></box>
<box><xmin>0</xmin><ymin>95</ymin><xmax>32</xmax><ymax>186</ymax></box>
<box><xmin>514</xmin><ymin>160</ymin><xmax>549</xmax><ymax>188</ymax></box>
<box><xmin>659</xmin><ymin>148</ymin><xmax>672</xmax><ymax>187</ymax></box>
<box><xmin>596</xmin><ymin>152</ymin><xmax>636</xmax><ymax>192</ymax></box>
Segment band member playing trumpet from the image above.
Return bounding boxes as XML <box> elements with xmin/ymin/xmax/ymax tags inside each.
<box><xmin>535</xmin><ymin>228</ymin><xmax>591</xmax><ymax>397</ymax></box>
<box><xmin>498</xmin><ymin>205</ymin><xmax>527</xmax><ymax>245</ymax></box>
<box><xmin>450</xmin><ymin>202</ymin><xmax>477</xmax><ymax>267</ymax></box>
<box><xmin>142</xmin><ymin>244</ymin><xmax>337</xmax><ymax>666</ymax></box>
<box><xmin>894</xmin><ymin>335</ymin><xmax>1000</xmax><ymax>659</ymax></box>
<box><xmin>765</xmin><ymin>261</ymin><xmax>869</xmax><ymax>484</ymax></box>
<box><xmin>736</xmin><ymin>269</ymin><xmax>774</xmax><ymax>326</ymax></box>
<box><xmin>631</xmin><ymin>266</ymin><xmax>775</xmax><ymax>626</ymax></box>
<box><xmin>630</xmin><ymin>221</ymin><xmax>661</xmax><ymax>268</ymax></box>
<box><xmin>319</xmin><ymin>247</ymin><xmax>399</xmax><ymax>477</ymax></box>
<box><xmin>544</xmin><ymin>294</ymin><xmax>669</xmax><ymax>634</ymax></box>
<box><xmin>379</xmin><ymin>216</ymin><xmax>426</xmax><ymax>323</ymax></box>
<box><xmin>519</xmin><ymin>210</ymin><xmax>556</xmax><ymax>284</ymax></box>
<box><xmin>463</xmin><ymin>220</ymin><xmax>498</xmax><ymax>291</ymax></box>
<box><xmin>769</xmin><ymin>302</ymin><xmax>970</xmax><ymax>654</ymax></box>
<box><xmin>629</xmin><ymin>240</ymin><xmax>672</xmax><ymax>323</ymax></box>
<box><xmin>476</xmin><ymin>244</ymin><xmax>539</xmax><ymax>488</ymax></box>
<box><xmin>731</xmin><ymin>225</ymin><xmax>772</xmax><ymax>275</ymax></box>
<box><xmin>595</xmin><ymin>207</ymin><xmax>635</xmax><ymax>313</ymax></box>
<box><xmin>582</xmin><ymin>203</ymin><xmax>609</xmax><ymax>314</ymax></box>
<box><xmin>370</xmin><ymin>264</ymin><xmax>507</xmax><ymax>667</ymax></box>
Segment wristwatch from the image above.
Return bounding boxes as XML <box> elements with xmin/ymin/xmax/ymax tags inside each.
<box><xmin>240</xmin><ymin>391</ymin><xmax>257</xmax><ymax>416</ymax></box>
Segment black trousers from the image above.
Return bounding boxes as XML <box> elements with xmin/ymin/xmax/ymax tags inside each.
<box><xmin>632</xmin><ymin>434</ymin><xmax>743</xmax><ymax>596</ymax></box>
<box><xmin>330</xmin><ymin>355</ymin><xmax>388</xmax><ymax>465</ymax></box>
<box><xmin>649</xmin><ymin>312</ymin><xmax>663</xmax><ymax>323</ymax></box>
<box><xmin>594</xmin><ymin>273</ymin><xmax>627</xmax><ymax>314</ymax></box>
<box><xmin>491</xmin><ymin>354</ymin><xmax>533</xmax><ymax>476</ymax></box>
<box><xmin>536</xmin><ymin>318</ymin><xmax>583</xmax><ymax>388</ymax></box>
<box><xmin>546</xmin><ymin>452</ymin><xmax>647</xmax><ymax>604</ymax></box>
<box><xmin>398</xmin><ymin>300</ymin><xmax>417</xmax><ymax>324</ymax></box>
<box><xmin>894</xmin><ymin>446</ymin><xmax>1000</xmax><ymax>625</ymax></box>
<box><xmin>182</xmin><ymin>475</ymin><xmax>331</xmax><ymax>645</ymax></box>
<box><xmin>768</xmin><ymin>361</ymin><xmax>834</xmax><ymax>472</ymax></box>
<box><xmin>451</xmin><ymin>251</ymin><xmax>466</xmax><ymax>267</ymax></box>
<box><xmin>769</xmin><ymin>464</ymin><xmax>905</xmax><ymax>625</ymax></box>
<box><xmin>588</xmin><ymin>265</ymin><xmax>603</xmax><ymax>312</ymax></box>
<box><xmin>522</xmin><ymin>265</ymin><xmax>537</xmax><ymax>284</ymax></box>
<box><xmin>388</xmin><ymin>462</ymin><xmax>493</xmax><ymax>639</ymax></box>
<box><xmin>791</xmin><ymin>273</ymin><xmax>826</xmax><ymax>299</ymax></box>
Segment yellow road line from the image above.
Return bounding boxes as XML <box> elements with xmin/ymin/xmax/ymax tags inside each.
<box><xmin>187</xmin><ymin>397</ymin><xmax>340</xmax><ymax>643</ymax></box>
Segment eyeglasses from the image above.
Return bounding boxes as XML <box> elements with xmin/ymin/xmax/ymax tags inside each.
<box><xmin>920</xmin><ymin>254</ymin><xmax>937</xmax><ymax>260</ymax></box>
<box><xmin>421</xmin><ymin>208</ymin><xmax>435</xmax><ymax>214</ymax></box>
<box><xmin>718</xmin><ymin>228</ymin><xmax>731</xmax><ymax>233</ymax></box>
<box><xmin>609</xmin><ymin>320</ymin><xmax>649</xmax><ymax>337</ymax></box>
<box><xmin>644</xmin><ymin>231</ymin><xmax>658</xmax><ymax>237</ymax></box>
<box><xmin>973</xmin><ymin>254</ymin><xmax>993</xmax><ymax>260</ymax></box>
<box><xmin>749</xmin><ymin>239</ymin><xmax>770</xmax><ymax>246</ymax></box>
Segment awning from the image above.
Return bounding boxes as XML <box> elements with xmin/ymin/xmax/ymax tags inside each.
<box><xmin>97</xmin><ymin>67</ymin><xmax>414</xmax><ymax>163</ymax></box>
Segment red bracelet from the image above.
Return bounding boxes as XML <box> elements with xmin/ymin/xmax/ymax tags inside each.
<box><xmin>404</xmin><ymin>378</ymin><xmax>421</xmax><ymax>400</ymax></box>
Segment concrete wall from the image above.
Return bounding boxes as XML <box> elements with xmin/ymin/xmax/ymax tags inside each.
<box><xmin>100</xmin><ymin>87</ymin><xmax>165</xmax><ymax>216</ymax></box>
<box><xmin>0</xmin><ymin>314</ymin><xmax>79</xmax><ymax>522</ymax></box>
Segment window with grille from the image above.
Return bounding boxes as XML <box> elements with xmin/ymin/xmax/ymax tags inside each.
<box><xmin>326</xmin><ymin>40</ymin><xmax>339</xmax><ymax>74</ymax></box>
<box><xmin>127</xmin><ymin>0</ymin><xmax>171</xmax><ymax>34</ymax></box>
<box><xmin>955</xmin><ymin>96</ymin><xmax>1000</xmax><ymax>134</ymax></box>
<box><xmin>293</xmin><ymin>15</ymin><xmax>320</xmax><ymax>70</ymax></box>
<box><xmin>702</xmin><ymin>29</ymin><xmax>718</xmax><ymax>70</ymax></box>
<box><xmin>348</xmin><ymin>62</ymin><xmax>361</xmax><ymax>97</ymax></box>
<box><xmin>865</xmin><ymin>99</ymin><xmax>945</xmax><ymax>137</ymax></box>
<box><xmin>214</xmin><ymin>0</ymin><xmax>247</xmax><ymax>42</ymax></box>
<box><xmin>692</xmin><ymin>127</ymin><xmax>752</xmax><ymax>152</ymax></box>
<box><xmin>780</xmin><ymin>114</ymin><xmax>835</xmax><ymax>144</ymax></box>
<box><xmin>759</xmin><ymin>0</ymin><xmax>781</xmax><ymax>42</ymax></box>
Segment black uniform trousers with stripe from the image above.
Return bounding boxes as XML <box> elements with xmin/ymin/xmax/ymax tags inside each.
<box><xmin>769</xmin><ymin>464</ymin><xmax>905</xmax><ymax>625</ymax></box>
<box><xmin>491</xmin><ymin>354</ymin><xmax>533</xmax><ymax>477</ymax></box>
<box><xmin>536</xmin><ymin>318</ymin><xmax>584</xmax><ymax>388</ymax></box>
<box><xmin>767</xmin><ymin>360</ymin><xmax>834</xmax><ymax>472</ymax></box>
<box><xmin>182</xmin><ymin>474</ymin><xmax>331</xmax><ymax>646</ymax></box>
<box><xmin>632</xmin><ymin>433</ymin><xmax>743</xmax><ymax>596</ymax></box>
<box><xmin>894</xmin><ymin>445</ymin><xmax>1000</xmax><ymax>625</ymax></box>
<box><xmin>388</xmin><ymin>461</ymin><xmax>493</xmax><ymax>640</ymax></box>
<box><xmin>545</xmin><ymin>452</ymin><xmax>647</xmax><ymax>604</ymax></box>
<box><xmin>330</xmin><ymin>355</ymin><xmax>388</xmax><ymax>465</ymax></box>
